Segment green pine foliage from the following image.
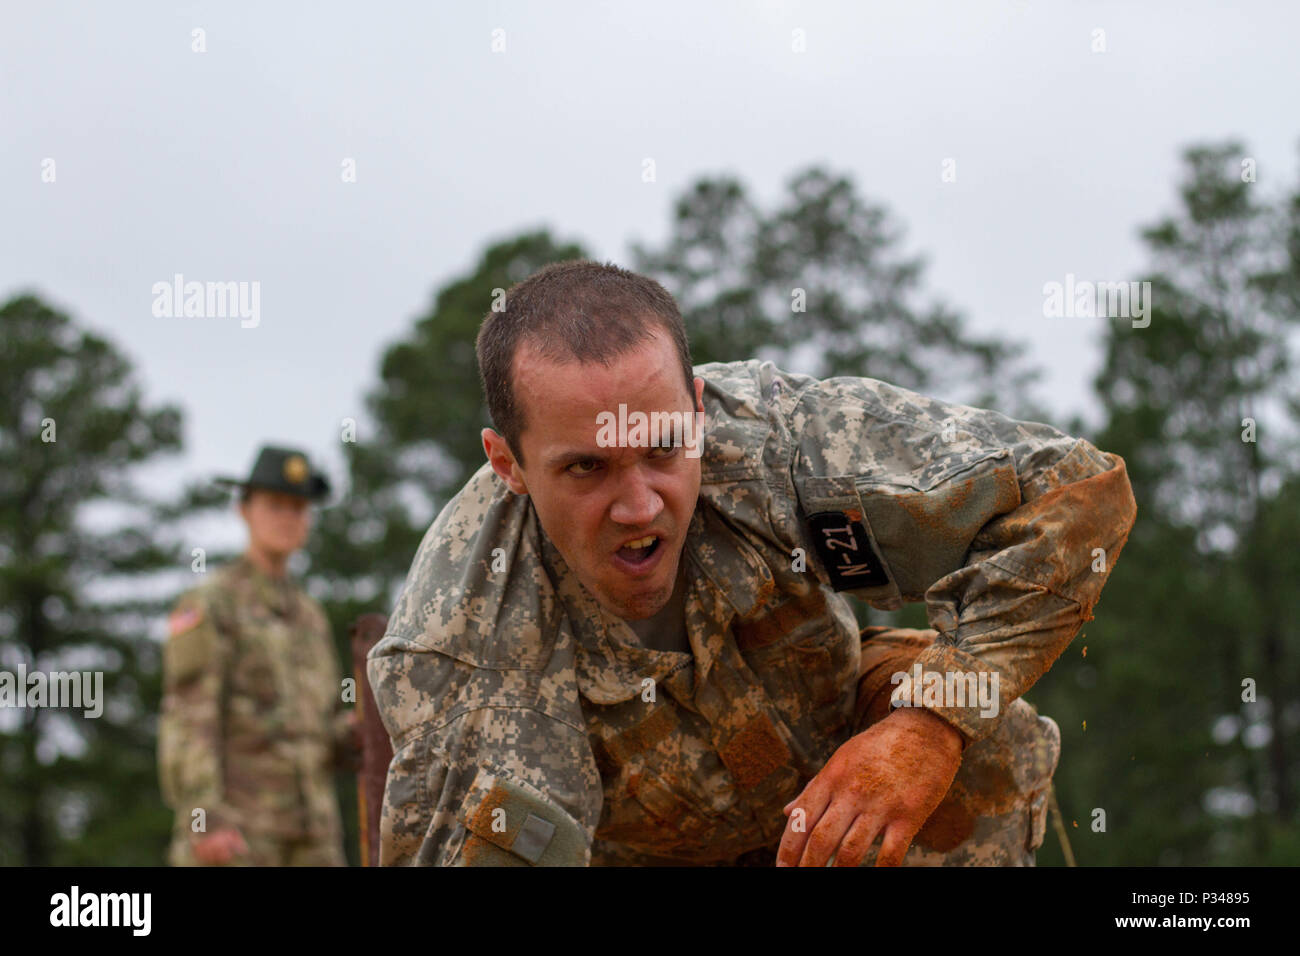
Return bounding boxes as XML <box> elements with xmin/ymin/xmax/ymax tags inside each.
<box><xmin>0</xmin><ymin>294</ymin><xmax>224</xmax><ymax>865</ymax></box>
<box><xmin>1033</xmin><ymin>142</ymin><xmax>1300</xmax><ymax>864</ymax></box>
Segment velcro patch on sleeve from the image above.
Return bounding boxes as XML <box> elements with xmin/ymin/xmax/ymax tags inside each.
<box><xmin>807</xmin><ymin>511</ymin><xmax>890</xmax><ymax>590</ymax></box>
<box><xmin>457</xmin><ymin>765</ymin><xmax>589</xmax><ymax>866</ymax></box>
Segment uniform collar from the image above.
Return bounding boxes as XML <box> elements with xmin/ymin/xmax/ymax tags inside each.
<box><xmin>538</xmin><ymin>498</ymin><xmax>775</xmax><ymax>706</ymax></box>
<box><xmin>537</xmin><ymin>525</ymin><xmax>686</xmax><ymax>705</ymax></box>
<box><xmin>236</xmin><ymin>554</ymin><xmax>297</xmax><ymax>616</ymax></box>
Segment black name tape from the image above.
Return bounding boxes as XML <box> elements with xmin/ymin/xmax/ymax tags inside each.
<box><xmin>806</xmin><ymin>510</ymin><xmax>890</xmax><ymax>590</ymax></box>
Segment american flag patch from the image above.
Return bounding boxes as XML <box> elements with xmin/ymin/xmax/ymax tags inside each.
<box><xmin>168</xmin><ymin>606</ymin><xmax>203</xmax><ymax>636</ymax></box>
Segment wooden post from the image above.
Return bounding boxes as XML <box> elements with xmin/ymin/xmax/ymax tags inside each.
<box><xmin>350</xmin><ymin>613</ymin><xmax>393</xmax><ymax>867</ymax></box>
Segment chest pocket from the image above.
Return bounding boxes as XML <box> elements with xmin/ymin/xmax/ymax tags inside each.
<box><xmin>289</xmin><ymin>623</ymin><xmax>337</xmax><ymax>724</ymax></box>
<box><xmin>733</xmin><ymin>589</ymin><xmax>858</xmax><ymax>754</ymax></box>
<box><xmin>598</xmin><ymin>766</ymin><xmax>722</xmax><ymax>852</ymax></box>
<box><xmin>229</xmin><ymin>611</ymin><xmax>285</xmax><ymax>708</ymax></box>
<box><xmin>588</xmin><ymin>699</ymin><xmax>746</xmax><ymax>859</ymax></box>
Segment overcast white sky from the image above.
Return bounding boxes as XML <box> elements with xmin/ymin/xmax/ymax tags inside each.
<box><xmin>4</xmin><ymin>1</ymin><xmax>1297</xmax><ymax>536</ymax></box>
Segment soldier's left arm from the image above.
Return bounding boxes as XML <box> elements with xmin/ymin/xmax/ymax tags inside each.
<box><xmin>330</xmin><ymin>709</ymin><xmax>361</xmax><ymax>772</ymax></box>
<box><xmin>786</xmin><ymin>374</ymin><xmax>1138</xmax><ymax>747</ymax></box>
<box><xmin>302</xmin><ymin>599</ymin><xmax>360</xmax><ymax>771</ymax></box>
<box><xmin>328</xmin><ymin>689</ymin><xmax>362</xmax><ymax>773</ymax></box>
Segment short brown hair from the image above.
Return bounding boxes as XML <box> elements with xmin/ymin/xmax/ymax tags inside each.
<box><xmin>476</xmin><ymin>259</ymin><xmax>694</xmax><ymax>465</ymax></box>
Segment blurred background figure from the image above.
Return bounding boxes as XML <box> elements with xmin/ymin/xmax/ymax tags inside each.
<box><xmin>158</xmin><ymin>446</ymin><xmax>359</xmax><ymax>866</ymax></box>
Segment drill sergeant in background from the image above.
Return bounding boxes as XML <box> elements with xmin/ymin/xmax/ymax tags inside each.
<box><xmin>159</xmin><ymin>446</ymin><xmax>360</xmax><ymax>866</ymax></box>
<box><xmin>370</xmin><ymin>260</ymin><xmax>1137</xmax><ymax>867</ymax></box>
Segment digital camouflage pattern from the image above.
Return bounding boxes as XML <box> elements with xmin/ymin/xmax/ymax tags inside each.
<box><xmin>369</xmin><ymin>360</ymin><xmax>1136</xmax><ymax>866</ymax></box>
<box><xmin>158</xmin><ymin>555</ymin><xmax>357</xmax><ymax>866</ymax></box>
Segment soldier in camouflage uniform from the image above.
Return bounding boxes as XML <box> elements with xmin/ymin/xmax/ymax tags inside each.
<box><xmin>159</xmin><ymin>446</ymin><xmax>359</xmax><ymax>866</ymax></box>
<box><xmin>369</xmin><ymin>261</ymin><xmax>1137</xmax><ymax>867</ymax></box>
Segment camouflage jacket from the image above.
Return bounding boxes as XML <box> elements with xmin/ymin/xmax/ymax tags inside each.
<box><xmin>369</xmin><ymin>360</ymin><xmax>1137</xmax><ymax>865</ymax></box>
<box><xmin>158</xmin><ymin>555</ymin><xmax>355</xmax><ymax>841</ymax></box>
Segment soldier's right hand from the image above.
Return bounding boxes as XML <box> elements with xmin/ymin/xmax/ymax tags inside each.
<box><xmin>192</xmin><ymin>827</ymin><xmax>249</xmax><ymax>865</ymax></box>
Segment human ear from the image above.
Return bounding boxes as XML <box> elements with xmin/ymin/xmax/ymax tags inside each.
<box><xmin>482</xmin><ymin>428</ymin><xmax>529</xmax><ymax>495</ymax></box>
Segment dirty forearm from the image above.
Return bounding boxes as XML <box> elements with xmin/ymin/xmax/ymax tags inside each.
<box><xmin>787</xmin><ymin>375</ymin><xmax>1139</xmax><ymax>748</ymax></box>
<box><xmin>915</xmin><ymin>447</ymin><xmax>1138</xmax><ymax>746</ymax></box>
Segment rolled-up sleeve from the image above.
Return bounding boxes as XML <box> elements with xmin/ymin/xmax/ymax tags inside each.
<box><xmin>787</xmin><ymin>374</ymin><xmax>1137</xmax><ymax>746</ymax></box>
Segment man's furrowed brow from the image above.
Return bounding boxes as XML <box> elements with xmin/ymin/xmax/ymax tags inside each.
<box><xmin>545</xmin><ymin>448</ymin><xmax>608</xmax><ymax>469</ymax></box>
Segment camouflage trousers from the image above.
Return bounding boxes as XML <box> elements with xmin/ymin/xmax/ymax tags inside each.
<box><xmin>168</xmin><ymin>829</ymin><xmax>346</xmax><ymax>867</ymax></box>
<box><xmin>850</xmin><ymin>625</ymin><xmax>1059</xmax><ymax>867</ymax></box>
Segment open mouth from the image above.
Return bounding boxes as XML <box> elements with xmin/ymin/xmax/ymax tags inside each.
<box><xmin>617</xmin><ymin>534</ymin><xmax>661</xmax><ymax>563</ymax></box>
